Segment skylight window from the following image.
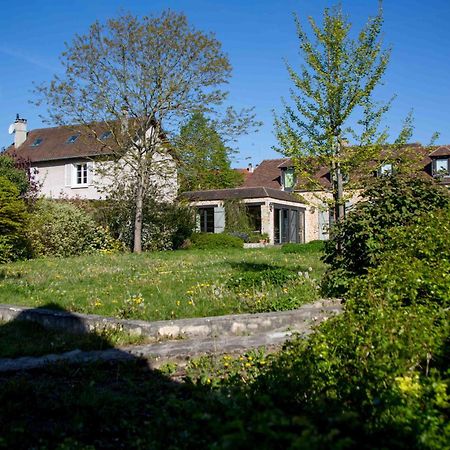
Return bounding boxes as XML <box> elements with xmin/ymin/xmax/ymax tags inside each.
<box><xmin>66</xmin><ymin>134</ymin><xmax>79</xmax><ymax>144</ymax></box>
<box><xmin>31</xmin><ymin>138</ymin><xmax>43</xmax><ymax>147</ymax></box>
<box><xmin>100</xmin><ymin>131</ymin><xmax>112</xmax><ymax>139</ymax></box>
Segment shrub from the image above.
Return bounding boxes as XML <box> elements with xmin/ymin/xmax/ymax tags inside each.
<box><xmin>0</xmin><ymin>176</ymin><xmax>28</xmax><ymax>263</ymax></box>
<box><xmin>0</xmin><ymin>155</ymin><xmax>29</xmax><ymax>196</ymax></box>
<box><xmin>281</xmin><ymin>240</ymin><xmax>324</xmax><ymax>254</ymax></box>
<box><xmin>27</xmin><ymin>200</ymin><xmax>119</xmax><ymax>258</ymax></box>
<box><xmin>350</xmin><ymin>208</ymin><xmax>450</xmax><ymax>309</ymax></box>
<box><xmin>224</xmin><ymin>199</ymin><xmax>252</xmax><ymax>234</ymax></box>
<box><xmin>323</xmin><ymin>176</ymin><xmax>450</xmax><ymax>296</ymax></box>
<box><xmin>189</xmin><ymin>232</ymin><xmax>244</xmax><ymax>249</ymax></box>
<box><xmin>90</xmin><ymin>198</ymin><xmax>195</xmax><ymax>251</ymax></box>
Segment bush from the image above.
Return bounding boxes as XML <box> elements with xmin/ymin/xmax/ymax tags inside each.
<box><xmin>89</xmin><ymin>198</ymin><xmax>195</xmax><ymax>251</ymax></box>
<box><xmin>0</xmin><ymin>155</ymin><xmax>29</xmax><ymax>196</ymax></box>
<box><xmin>323</xmin><ymin>176</ymin><xmax>450</xmax><ymax>296</ymax></box>
<box><xmin>350</xmin><ymin>208</ymin><xmax>450</xmax><ymax>309</ymax></box>
<box><xmin>0</xmin><ymin>176</ymin><xmax>29</xmax><ymax>263</ymax></box>
<box><xmin>27</xmin><ymin>200</ymin><xmax>120</xmax><ymax>258</ymax></box>
<box><xmin>189</xmin><ymin>232</ymin><xmax>244</xmax><ymax>249</ymax></box>
<box><xmin>281</xmin><ymin>240</ymin><xmax>324</xmax><ymax>254</ymax></box>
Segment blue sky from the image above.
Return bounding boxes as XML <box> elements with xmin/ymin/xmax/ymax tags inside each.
<box><xmin>1</xmin><ymin>0</ymin><xmax>449</xmax><ymax>166</ymax></box>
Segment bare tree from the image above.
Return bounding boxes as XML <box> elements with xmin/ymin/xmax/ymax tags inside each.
<box><xmin>35</xmin><ymin>11</ymin><xmax>249</xmax><ymax>252</ymax></box>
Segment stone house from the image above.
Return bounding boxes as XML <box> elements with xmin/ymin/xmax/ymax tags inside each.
<box><xmin>4</xmin><ymin>115</ymin><xmax>177</xmax><ymax>201</ymax></box>
<box><xmin>183</xmin><ymin>186</ymin><xmax>307</xmax><ymax>244</ymax></box>
<box><xmin>239</xmin><ymin>144</ymin><xmax>450</xmax><ymax>241</ymax></box>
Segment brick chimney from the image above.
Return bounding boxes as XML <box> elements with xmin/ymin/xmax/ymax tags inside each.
<box><xmin>13</xmin><ymin>114</ymin><xmax>27</xmax><ymax>148</ymax></box>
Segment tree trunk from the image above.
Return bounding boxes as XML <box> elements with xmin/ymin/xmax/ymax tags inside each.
<box><xmin>335</xmin><ymin>163</ymin><xmax>345</xmax><ymax>222</ymax></box>
<box><xmin>133</xmin><ymin>177</ymin><xmax>144</xmax><ymax>253</ymax></box>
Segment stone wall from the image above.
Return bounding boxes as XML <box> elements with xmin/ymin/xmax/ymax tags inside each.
<box><xmin>0</xmin><ymin>299</ymin><xmax>342</xmax><ymax>340</ymax></box>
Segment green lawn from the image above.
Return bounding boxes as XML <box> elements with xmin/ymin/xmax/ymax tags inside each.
<box><xmin>0</xmin><ymin>246</ymin><xmax>325</xmax><ymax>321</ymax></box>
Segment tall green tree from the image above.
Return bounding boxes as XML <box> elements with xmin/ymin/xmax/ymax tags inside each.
<box><xmin>0</xmin><ymin>155</ymin><xmax>30</xmax><ymax>196</ymax></box>
<box><xmin>0</xmin><ymin>176</ymin><xmax>28</xmax><ymax>263</ymax></box>
<box><xmin>35</xmin><ymin>11</ymin><xmax>255</xmax><ymax>253</ymax></box>
<box><xmin>177</xmin><ymin>112</ymin><xmax>243</xmax><ymax>192</ymax></box>
<box><xmin>274</xmin><ymin>3</ymin><xmax>409</xmax><ymax>222</ymax></box>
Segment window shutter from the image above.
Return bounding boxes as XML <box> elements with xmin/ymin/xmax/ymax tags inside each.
<box><xmin>87</xmin><ymin>161</ymin><xmax>94</xmax><ymax>185</ymax></box>
<box><xmin>65</xmin><ymin>164</ymin><xmax>72</xmax><ymax>187</ymax></box>
<box><xmin>214</xmin><ymin>206</ymin><xmax>225</xmax><ymax>233</ymax></box>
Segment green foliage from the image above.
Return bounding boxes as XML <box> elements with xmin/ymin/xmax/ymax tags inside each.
<box><xmin>350</xmin><ymin>208</ymin><xmax>450</xmax><ymax>309</ymax></box>
<box><xmin>274</xmin><ymin>3</ymin><xmax>402</xmax><ymax>221</ymax></box>
<box><xmin>224</xmin><ymin>199</ymin><xmax>251</xmax><ymax>233</ymax></box>
<box><xmin>189</xmin><ymin>232</ymin><xmax>244</xmax><ymax>249</ymax></box>
<box><xmin>27</xmin><ymin>200</ymin><xmax>120</xmax><ymax>258</ymax></box>
<box><xmin>242</xmin><ymin>303</ymin><xmax>450</xmax><ymax>449</ymax></box>
<box><xmin>323</xmin><ymin>176</ymin><xmax>450</xmax><ymax>295</ymax></box>
<box><xmin>0</xmin><ymin>176</ymin><xmax>28</xmax><ymax>263</ymax></box>
<box><xmin>0</xmin><ymin>155</ymin><xmax>29</xmax><ymax>196</ymax></box>
<box><xmin>102</xmin><ymin>198</ymin><xmax>196</xmax><ymax>251</ymax></box>
<box><xmin>177</xmin><ymin>112</ymin><xmax>244</xmax><ymax>192</ymax></box>
<box><xmin>281</xmin><ymin>240</ymin><xmax>324</xmax><ymax>254</ymax></box>
<box><xmin>35</xmin><ymin>10</ymin><xmax>257</xmax><ymax>252</ymax></box>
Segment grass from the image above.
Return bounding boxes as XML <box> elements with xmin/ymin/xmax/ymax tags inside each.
<box><xmin>0</xmin><ymin>246</ymin><xmax>325</xmax><ymax>321</ymax></box>
<box><xmin>0</xmin><ymin>320</ymin><xmax>147</xmax><ymax>359</ymax></box>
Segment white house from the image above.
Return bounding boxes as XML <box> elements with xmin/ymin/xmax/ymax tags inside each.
<box><xmin>4</xmin><ymin>115</ymin><xmax>177</xmax><ymax>201</ymax></box>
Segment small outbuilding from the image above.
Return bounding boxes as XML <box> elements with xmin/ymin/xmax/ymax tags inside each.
<box><xmin>183</xmin><ymin>186</ymin><xmax>307</xmax><ymax>244</ymax></box>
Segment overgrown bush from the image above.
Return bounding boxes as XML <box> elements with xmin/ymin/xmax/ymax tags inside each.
<box><xmin>0</xmin><ymin>176</ymin><xmax>29</xmax><ymax>263</ymax></box>
<box><xmin>281</xmin><ymin>240</ymin><xmax>324</xmax><ymax>254</ymax></box>
<box><xmin>189</xmin><ymin>232</ymin><xmax>244</xmax><ymax>249</ymax></box>
<box><xmin>27</xmin><ymin>200</ymin><xmax>120</xmax><ymax>257</ymax></box>
<box><xmin>224</xmin><ymin>199</ymin><xmax>251</xmax><ymax>234</ymax></box>
<box><xmin>323</xmin><ymin>176</ymin><xmax>450</xmax><ymax>295</ymax></box>
<box><xmin>91</xmin><ymin>198</ymin><xmax>195</xmax><ymax>251</ymax></box>
<box><xmin>186</xmin><ymin>209</ymin><xmax>450</xmax><ymax>448</ymax></box>
<box><xmin>350</xmin><ymin>208</ymin><xmax>450</xmax><ymax>309</ymax></box>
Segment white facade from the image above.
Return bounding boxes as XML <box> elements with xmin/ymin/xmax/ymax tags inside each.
<box><xmin>33</xmin><ymin>155</ymin><xmax>177</xmax><ymax>201</ymax></box>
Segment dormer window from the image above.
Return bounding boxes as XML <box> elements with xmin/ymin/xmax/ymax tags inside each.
<box><xmin>31</xmin><ymin>138</ymin><xmax>43</xmax><ymax>147</ymax></box>
<box><xmin>66</xmin><ymin>134</ymin><xmax>79</xmax><ymax>144</ymax></box>
<box><xmin>282</xmin><ymin>168</ymin><xmax>296</xmax><ymax>191</ymax></box>
<box><xmin>433</xmin><ymin>158</ymin><xmax>449</xmax><ymax>176</ymax></box>
<box><xmin>100</xmin><ymin>131</ymin><xmax>112</xmax><ymax>139</ymax></box>
<box><xmin>378</xmin><ymin>163</ymin><xmax>393</xmax><ymax>176</ymax></box>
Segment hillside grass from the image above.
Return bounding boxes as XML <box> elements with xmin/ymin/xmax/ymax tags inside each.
<box><xmin>0</xmin><ymin>246</ymin><xmax>325</xmax><ymax>321</ymax></box>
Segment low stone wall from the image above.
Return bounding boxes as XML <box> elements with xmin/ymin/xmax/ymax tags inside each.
<box><xmin>0</xmin><ymin>299</ymin><xmax>342</xmax><ymax>340</ymax></box>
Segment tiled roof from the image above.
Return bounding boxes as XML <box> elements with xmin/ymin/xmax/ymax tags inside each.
<box><xmin>243</xmin><ymin>157</ymin><xmax>331</xmax><ymax>190</ymax></box>
<box><xmin>4</xmin><ymin>124</ymin><xmax>115</xmax><ymax>162</ymax></box>
<box><xmin>429</xmin><ymin>146</ymin><xmax>450</xmax><ymax>157</ymax></box>
<box><xmin>182</xmin><ymin>186</ymin><xmax>305</xmax><ymax>204</ymax></box>
<box><xmin>241</xmin><ymin>144</ymin><xmax>446</xmax><ymax>192</ymax></box>
<box><xmin>242</xmin><ymin>158</ymin><xmax>287</xmax><ymax>189</ymax></box>
<box><xmin>233</xmin><ymin>168</ymin><xmax>253</xmax><ymax>183</ymax></box>
<box><xmin>4</xmin><ymin>120</ymin><xmax>167</xmax><ymax>163</ymax></box>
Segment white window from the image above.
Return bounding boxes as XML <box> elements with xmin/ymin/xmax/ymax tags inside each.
<box><xmin>65</xmin><ymin>162</ymin><xmax>93</xmax><ymax>188</ymax></box>
<box><xmin>379</xmin><ymin>163</ymin><xmax>393</xmax><ymax>176</ymax></box>
<box><xmin>434</xmin><ymin>158</ymin><xmax>449</xmax><ymax>176</ymax></box>
<box><xmin>283</xmin><ymin>168</ymin><xmax>296</xmax><ymax>191</ymax></box>
<box><xmin>75</xmin><ymin>163</ymin><xmax>88</xmax><ymax>185</ymax></box>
